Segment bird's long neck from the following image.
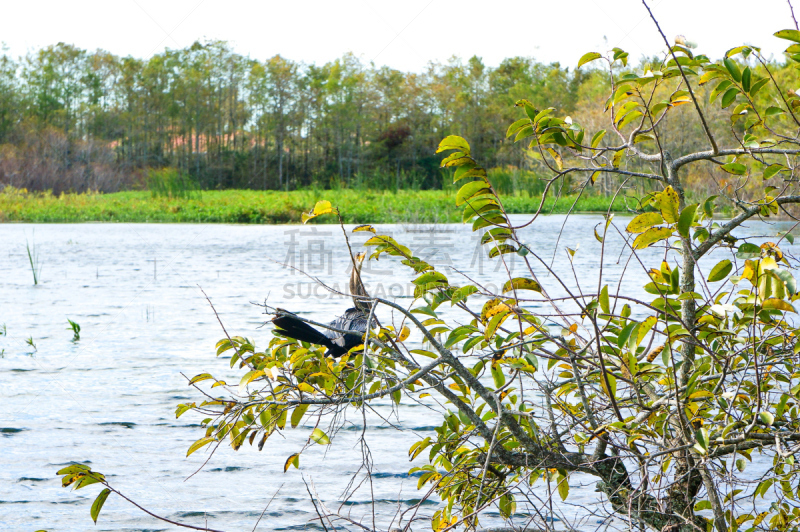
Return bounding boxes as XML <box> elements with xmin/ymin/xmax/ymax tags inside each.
<box><xmin>350</xmin><ymin>260</ymin><xmax>370</xmax><ymax>313</ymax></box>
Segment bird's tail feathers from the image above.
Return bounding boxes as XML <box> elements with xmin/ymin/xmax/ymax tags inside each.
<box><xmin>272</xmin><ymin>315</ymin><xmax>331</xmax><ymax>347</ymax></box>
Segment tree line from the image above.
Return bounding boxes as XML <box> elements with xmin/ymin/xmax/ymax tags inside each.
<box><xmin>0</xmin><ymin>40</ymin><xmax>796</xmax><ymax>197</ymax></box>
<box><xmin>0</xmin><ymin>40</ymin><xmax>592</xmax><ymax>193</ymax></box>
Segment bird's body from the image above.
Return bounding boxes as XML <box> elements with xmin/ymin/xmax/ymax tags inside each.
<box><xmin>272</xmin><ymin>307</ymin><xmax>367</xmax><ymax>358</ymax></box>
<box><xmin>272</xmin><ymin>253</ymin><xmax>370</xmax><ymax>358</ymax></box>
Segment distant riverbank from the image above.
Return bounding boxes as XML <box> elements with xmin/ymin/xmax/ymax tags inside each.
<box><xmin>0</xmin><ymin>188</ymin><xmax>631</xmax><ymax>224</ymax></box>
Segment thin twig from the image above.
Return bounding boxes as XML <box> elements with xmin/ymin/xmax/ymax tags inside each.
<box><xmin>252</xmin><ymin>482</ymin><xmax>284</xmax><ymax>531</ymax></box>
<box><xmin>790</xmin><ymin>0</ymin><xmax>800</xmax><ymax>30</ymax></box>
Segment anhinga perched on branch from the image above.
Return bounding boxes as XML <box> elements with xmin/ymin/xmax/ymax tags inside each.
<box><xmin>272</xmin><ymin>252</ymin><xmax>370</xmax><ymax>358</ymax></box>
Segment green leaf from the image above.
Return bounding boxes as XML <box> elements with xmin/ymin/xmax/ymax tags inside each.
<box><xmin>694</xmin><ymin>427</ymin><xmax>709</xmax><ymax>454</ymax></box>
<box><xmin>453</xmin><ymin>165</ymin><xmax>486</xmax><ymax>183</ymax></box>
<box><xmin>720</xmin><ymin>87</ymin><xmax>738</xmax><ymax>108</ymax></box>
<box><xmin>759</xmin><ymin>411</ymin><xmax>775</xmax><ymax>426</ymax></box>
<box><xmin>456</xmin><ymin>180</ymin><xmax>492</xmax><ymax>206</ymax></box>
<box><xmin>437</xmin><ymin>135</ymin><xmax>470</xmax><ymax>154</ymax></box>
<box><xmin>557</xmin><ymin>475</ymin><xmax>570</xmax><ymax>500</ymax></box>
<box><xmin>90</xmin><ymin>488</ymin><xmax>111</xmax><ymax>524</ymax></box>
<box><xmin>414</xmin><ymin>271</ymin><xmax>448</xmax><ymax>286</ymax></box>
<box><xmin>74</xmin><ymin>474</ymin><xmax>103</xmax><ymax>490</ymax></box>
<box><xmin>57</xmin><ymin>464</ymin><xmax>91</xmax><ymax>476</ymax></box>
<box><xmin>637</xmin><ymin>316</ymin><xmax>657</xmax><ymax>346</ymax></box>
<box><xmin>310</xmin><ymin>428</ymin><xmax>331</xmax><ymax>445</ymax></box>
<box><xmin>708</xmin><ymin>260</ymin><xmax>732</xmax><ymax>282</ymax></box>
<box><xmin>502</xmin><ymin>277</ymin><xmax>542</xmax><ymax>293</ymax></box>
<box><xmin>514</xmin><ymin>125</ymin><xmax>534</xmax><ymax>142</ymax></box>
<box><xmin>491</xmin><ymin>364</ymin><xmax>506</xmax><ymax>388</ymax></box>
<box><xmin>626</xmin><ymin>212</ymin><xmax>664</xmax><ymax>234</ymax></box>
<box><xmin>694</xmin><ymin>500</ymin><xmax>712</xmax><ymax>511</ymax></box>
<box><xmin>591</xmin><ymin>129</ymin><xmax>606</xmax><ymax>148</ymax></box>
<box><xmin>186</xmin><ymin>436</ymin><xmax>215</xmax><ymax>457</ymax></box>
<box><xmin>741</xmin><ymin>66</ymin><xmax>751</xmax><ymax>92</ymax></box>
<box><xmin>488</xmin><ymin>244</ymin><xmax>517</xmax><ymax>258</ymax></box>
<box><xmin>599</xmin><ymin>285</ymin><xmax>610</xmax><ymax>314</ymax></box>
<box><xmin>773</xmin><ymin>268</ymin><xmax>797</xmax><ymax>293</ymax></box>
<box><xmin>600</xmin><ymin>372</ymin><xmax>617</xmax><ymax>398</ymax></box>
<box><xmin>451</xmin><ymin>285</ymin><xmax>478</xmax><ymax>306</ymax></box>
<box><xmin>291</xmin><ymin>403</ymin><xmax>309</xmax><ymax>428</ymax></box>
<box><xmin>618</xmin><ymin>110</ymin><xmax>643</xmax><ymax>129</ymax></box>
<box><xmin>736</xmin><ymin>243</ymin><xmax>761</xmax><ymax>259</ymax></box>
<box><xmin>723</xmin><ymin>58</ymin><xmax>741</xmax><ymax>82</ymax></box>
<box><xmin>677</xmin><ymin>204</ymin><xmax>697</xmax><ymax>238</ymax></box>
<box><xmin>763</xmin><ymin>164</ymin><xmax>785</xmax><ymax>180</ymax></box>
<box><xmin>749</xmin><ymin>77</ymin><xmax>770</xmax><ymax>96</ymax></box>
<box><xmin>633</xmin><ymin>227</ymin><xmax>673</xmax><ymax>249</ymax></box>
<box><xmin>578</xmin><ymin>52</ymin><xmax>602</xmax><ymax>68</ymax></box>
<box><xmin>720</xmin><ymin>162</ymin><xmax>746</xmax><ymax>175</ymax></box>
<box><xmin>523</xmin><ymin>102</ymin><xmax>538</xmax><ymax>121</ymax></box>
<box><xmin>506</xmin><ymin>118</ymin><xmax>530</xmax><ymax>139</ymax></box>
<box><xmin>775</xmin><ymin>29</ymin><xmax>800</xmax><ymax>42</ymax></box>
<box><xmin>710</xmin><ymin>79</ymin><xmax>732</xmax><ymax>104</ymax></box>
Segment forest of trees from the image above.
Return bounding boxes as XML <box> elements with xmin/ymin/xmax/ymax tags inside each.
<box><xmin>0</xmin><ymin>39</ymin><xmax>796</xmax><ymax>196</ymax></box>
<box><xmin>0</xmin><ymin>40</ymin><xmax>595</xmax><ymax>193</ymax></box>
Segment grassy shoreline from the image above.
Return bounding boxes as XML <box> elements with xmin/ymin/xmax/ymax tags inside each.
<box><xmin>0</xmin><ymin>188</ymin><xmax>632</xmax><ymax>224</ymax></box>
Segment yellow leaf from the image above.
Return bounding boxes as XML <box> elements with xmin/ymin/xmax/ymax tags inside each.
<box><xmin>352</xmin><ymin>224</ymin><xmax>376</xmax><ymax>233</ymax></box>
<box><xmin>626</xmin><ymin>212</ymin><xmax>664</xmax><ymax>234</ymax></box>
<box><xmin>312</xmin><ymin>200</ymin><xmax>332</xmax><ymax>215</ymax></box>
<box><xmin>284</xmin><ymin>453</ymin><xmax>300</xmax><ymax>472</ymax></box>
<box><xmin>398</xmin><ymin>326</ymin><xmax>410</xmax><ymax>342</ymax></box>
<box><xmin>310</xmin><ymin>428</ymin><xmax>331</xmax><ymax>445</ymax></box>
<box><xmin>239</xmin><ymin>370</ymin><xmax>265</xmax><ymax>394</ymax></box>
<box><xmin>297</xmin><ymin>382</ymin><xmax>314</xmax><ymax>394</ymax></box>
<box><xmin>481</xmin><ymin>298</ymin><xmax>510</xmax><ymax>322</ymax></box>
<box><xmin>502</xmin><ymin>277</ymin><xmax>542</xmax><ymax>293</ymax></box>
<box><xmin>302</xmin><ymin>200</ymin><xmax>334</xmax><ymax>224</ymax></box>
<box><xmin>186</xmin><ymin>436</ymin><xmax>215</xmax><ymax>457</ymax></box>
<box><xmin>632</xmin><ymin>227</ymin><xmax>673</xmax><ymax>249</ymax></box>
<box><xmin>654</xmin><ymin>186</ymin><xmax>680</xmax><ymax>223</ymax></box>
<box><xmin>762</xmin><ymin>298</ymin><xmax>796</xmax><ymax>312</ymax></box>
<box><xmin>544</xmin><ymin>147</ymin><xmax>563</xmax><ymax>170</ymax></box>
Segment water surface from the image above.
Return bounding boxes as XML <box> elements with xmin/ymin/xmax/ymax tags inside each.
<box><xmin>0</xmin><ymin>216</ymin><xmax>793</xmax><ymax>531</ymax></box>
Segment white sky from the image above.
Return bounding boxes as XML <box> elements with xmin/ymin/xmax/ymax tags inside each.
<box><xmin>0</xmin><ymin>0</ymin><xmax>796</xmax><ymax>71</ymax></box>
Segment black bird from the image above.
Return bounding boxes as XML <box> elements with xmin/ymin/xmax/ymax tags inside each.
<box><xmin>272</xmin><ymin>252</ymin><xmax>370</xmax><ymax>358</ymax></box>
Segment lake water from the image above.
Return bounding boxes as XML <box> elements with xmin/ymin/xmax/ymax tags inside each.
<box><xmin>0</xmin><ymin>216</ymin><xmax>794</xmax><ymax>531</ymax></box>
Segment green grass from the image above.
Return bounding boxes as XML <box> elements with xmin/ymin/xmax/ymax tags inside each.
<box><xmin>0</xmin><ymin>187</ymin><xmax>632</xmax><ymax>224</ymax></box>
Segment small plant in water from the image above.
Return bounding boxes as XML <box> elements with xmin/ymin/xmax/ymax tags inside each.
<box><xmin>0</xmin><ymin>323</ymin><xmax>6</xmax><ymax>336</ymax></box>
<box><xmin>25</xmin><ymin>336</ymin><xmax>36</xmax><ymax>351</ymax></box>
<box><xmin>67</xmin><ymin>319</ymin><xmax>81</xmax><ymax>342</ymax></box>
<box><xmin>25</xmin><ymin>236</ymin><xmax>42</xmax><ymax>285</ymax></box>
